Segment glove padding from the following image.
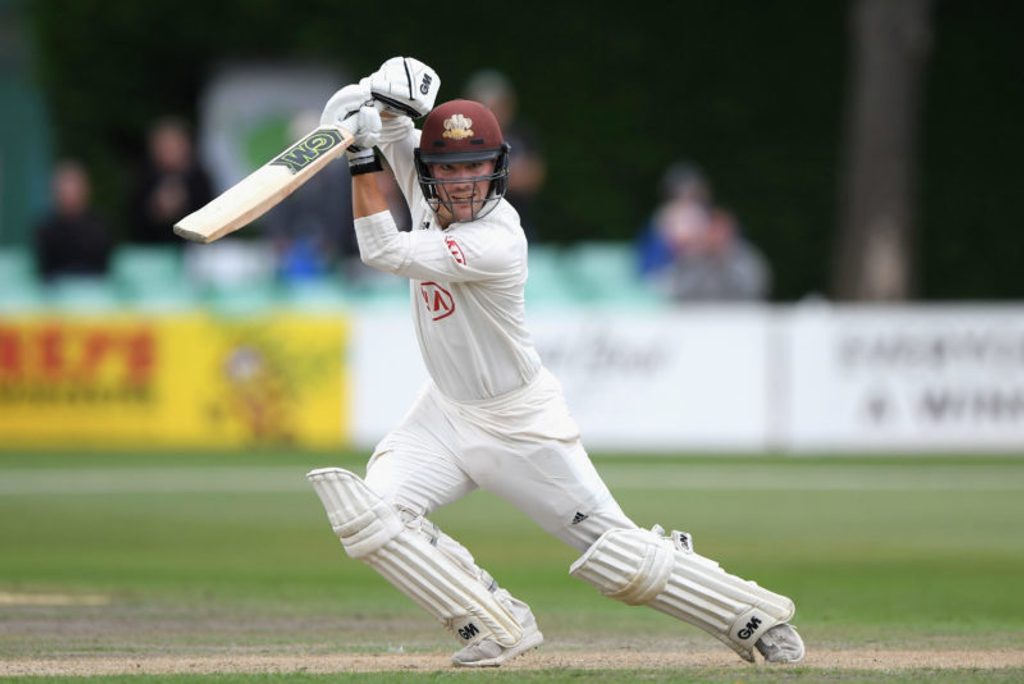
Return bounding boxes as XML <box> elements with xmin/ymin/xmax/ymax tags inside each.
<box><xmin>320</xmin><ymin>84</ymin><xmax>382</xmax><ymax>149</ymax></box>
<box><xmin>362</xmin><ymin>56</ymin><xmax>440</xmax><ymax>119</ymax></box>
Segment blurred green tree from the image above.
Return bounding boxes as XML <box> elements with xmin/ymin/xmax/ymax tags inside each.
<box><xmin>833</xmin><ymin>0</ymin><xmax>933</xmax><ymax>301</ymax></box>
<box><xmin>23</xmin><ymin>0</ymin><xmax>1024</xmax><ymax>300</ymax></box>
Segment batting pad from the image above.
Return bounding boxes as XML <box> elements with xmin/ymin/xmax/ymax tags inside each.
<box><xmin>569</xmin><ymin>527</ymin><xmax>795</xmax><ymax>662</ymax></box>
<box><xmin>306</xmin><ymin>468</ymin><xmax>525</xmax><ymax>648</ymax></box>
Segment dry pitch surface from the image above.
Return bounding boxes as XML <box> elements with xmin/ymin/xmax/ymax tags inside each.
<box><xmin>4</xmin><ymin>648</ymin><xmax>1024</xmax><ymax>677</ymax></box>
<box><xmin>4</xmin><ymin>602</ymin><xmax>1020</xmax><ymax>677</ymax></box>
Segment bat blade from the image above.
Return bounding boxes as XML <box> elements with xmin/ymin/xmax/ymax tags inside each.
<box><xmin>174</xmin><ymin>125</ymin><xmax>354</xmax><ymax>244</ymax></box>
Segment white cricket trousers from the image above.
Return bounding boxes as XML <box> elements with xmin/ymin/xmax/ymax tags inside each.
<box><xmin>365</xmin><ymin>367</ymin><xmax>636</xmax><ymax>552</ymax></box>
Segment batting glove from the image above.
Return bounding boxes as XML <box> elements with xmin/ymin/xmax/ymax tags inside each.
<box><xmin>362</xmin><ymin>56</ymin><xmax>440</xmax><ymax>119</ymax></box>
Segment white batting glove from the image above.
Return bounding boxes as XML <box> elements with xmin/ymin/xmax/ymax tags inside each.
<box><xmin>321</xmin><ymin>84</ymin><xmax>381</xmax><ymax>147</ymax></box>
<box><xmin>362</xmin><ymin>56</ymin><xmax>440</xmax><ymax>119</ymax></box>
<box><xmin>321</xmin><ymin>84</ymin><xmax>384</xmax><ymax>174</ymax></box>
<box><xmin>343</xmin><ymin>109</ymin><xmax>383</xmax><ymax>175</ymax></box>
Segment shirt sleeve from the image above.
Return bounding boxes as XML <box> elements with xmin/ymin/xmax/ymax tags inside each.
<box><xmin>376</xmin><ymin>117</ymin><xmax>423</xmax><ymax>211</ymax></box>
<box><xmin>354</xmin><ymin>210</ymin><xmax>523</xmax><ymax>283</ymax></box>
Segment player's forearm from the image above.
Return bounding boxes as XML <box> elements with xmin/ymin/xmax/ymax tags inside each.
<box><xmin>352</xmin><ymin>173</ymin><xmax>390</xmax><ymax>219</ymax></box>
<box><xmin>376</xmin><ymin>121</ymin><xmax>422</xmax><ymax>207</ymax></box>
<box><xmin>351</xmin><ymin>172</ymin><xmax>403</xmax><ymax>272</ymax></box>
<box><xmin>353</xmin><ymin>208</ymin><xmax>406</xmax><ymax>274</ymax></box>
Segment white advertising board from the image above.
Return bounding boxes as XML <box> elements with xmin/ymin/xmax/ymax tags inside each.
<box><xmin>785</xmin><ymin>305</ymin><xmax>1024</xmax><ymax>451</ymax></box>
<box><xmin>352</xmin><ymin>304</ymin><xmax>1024</xmax><ymax>453</ymax></box>
<box><xmin>351</xmin><ymin>308</ymin><xmax>772</xmax><ymax>451</ymax></box>
<box><xmin>350</xmin><ymin>310</ymin><xmax>428</xmax><ymax>447</ymax></box>
<box><xmin>529</xmin><ymin>309</ymin><xmax>771</xmax><ymax>450</ymax></box>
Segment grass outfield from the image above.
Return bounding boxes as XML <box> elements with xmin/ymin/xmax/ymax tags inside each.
<box><xmin>1</xmin><ymin>450</ymin><xmax>1022</xmax><ymax>682</ymax></box>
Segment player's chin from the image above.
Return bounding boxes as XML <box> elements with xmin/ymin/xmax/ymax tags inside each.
<box><xmin>451</xmin><ymin>202</ymin><xmax>480</xmax><ymax>223</ymax></box>
<box><xmin>455</xmin><ymin>208</ymin><xmax>476</xmax><ymax>222</ymax></box>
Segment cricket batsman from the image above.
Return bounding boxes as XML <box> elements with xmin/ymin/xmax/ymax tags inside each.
<box><xmin>306</xmin><ymin>56</ymin><xmax>805</xmax><ymax>667</ymax></box>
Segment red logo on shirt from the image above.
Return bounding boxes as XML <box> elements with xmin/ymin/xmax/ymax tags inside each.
<box><xmin>420</xmin><ymin>282</ymin><xmax>455</xmax><ymax>321</ymax></box>
<box><xmin>445</xmin><ymin>237</ymin><xmax>466</xmax><ymax>265</ymax></box>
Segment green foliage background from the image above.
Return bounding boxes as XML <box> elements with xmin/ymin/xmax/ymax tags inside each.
<box><xmin>24</xmin><ymin>0</ymin><xmax>1024</xmax><ymax>300</ymax></box>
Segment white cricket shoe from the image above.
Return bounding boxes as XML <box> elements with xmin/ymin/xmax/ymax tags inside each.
<box><xmin>451</xmin><ymin>600</ymin><xmax>543</xmax><ymax>667</ymax></box>
<box><xmin>754</xmin><ymin>623</ymin><xmax>805</xmax><ymax>663</ymax></box>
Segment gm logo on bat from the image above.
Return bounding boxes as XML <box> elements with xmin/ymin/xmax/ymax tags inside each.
<box><xmin>271</xmin><ymin>129</ymin><xmax>344</xmax><ymax>174</ymax></box>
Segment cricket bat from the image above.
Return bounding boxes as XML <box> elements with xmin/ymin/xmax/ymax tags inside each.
<box><xmin>174</xmin><ymin>125</ymin><xmax>354</xmax><ymax>243</ymax></box>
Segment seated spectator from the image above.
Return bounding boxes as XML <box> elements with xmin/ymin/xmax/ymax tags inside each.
<box><xmin>657</xmin><ymin>207</ymin><xmax>772</xmax><ymax>302</ymax></box>
<box><xmin>263</xmin><ymin>110</ymin><xmax>411</xmax><ymax>285</ymax></box>
<box><xmin>636</xmin><ymin>161</ymin><xmax>712</xmax><ymax>278</ymax></box>
<box><xmin>128</xmin><ymin>117</ymin><xmax>213</xmax><ymax>243</ymax></box>
<box><xmin>262</xmin><ymin>110</ymin><xmax>354</xmax><ymax>281</ymax></box>
<box><xmin>464</xmin><ymin>69</ymin><xmax>547</xmax><ymax>241</ymax></box>
<box><xmin>33</xmin><ymin>160</ymin><xmax>113</xmax><ymax>281</ymax></box>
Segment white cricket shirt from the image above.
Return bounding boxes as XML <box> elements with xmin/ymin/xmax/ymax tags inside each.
<box><xmin>353</xmin><ymin>118</ymin><xmax>542</xmax><ymax>402</ymax></box>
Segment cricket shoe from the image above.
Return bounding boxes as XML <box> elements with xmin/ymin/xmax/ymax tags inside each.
<box><xmin>451</xmin><ymin>599</ymin><xmax>543</xmax><ymax>667</ymax></box>
<box><xmin>754</xmin><ymin>623</ymin><xmax>805</xmax><ymax>663</ymax></box>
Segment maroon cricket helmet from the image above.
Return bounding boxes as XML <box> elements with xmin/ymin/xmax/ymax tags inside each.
<box><xmin>414</xmin><ymin>99</ymin><xmax>511</xmax><ymax>220</ymax></box>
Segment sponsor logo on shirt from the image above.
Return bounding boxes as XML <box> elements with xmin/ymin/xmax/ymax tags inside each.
<box><xmin>445</xmin><ymin>237</ymin><xmax>466</xmax><ymax>265</ymax></box>
<box><xmin>420</xmin><ymin>282</ymin><xmax>455</xmax><ymax>321</ymax></box>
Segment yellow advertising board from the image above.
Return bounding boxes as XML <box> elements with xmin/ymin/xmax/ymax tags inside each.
<box><xmin>0</xmin><ymin>313</ymin><xmax>347</xmax><ymax>448</ymax></box>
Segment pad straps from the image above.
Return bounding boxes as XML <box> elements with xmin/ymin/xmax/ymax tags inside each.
<box><xmin>570</xmin><ymin>526</ymin><xmax>795</xmax><ymax>662</ymax></box>
<box><xmin>307</xmin><ymin>468</ymin><xmax>525</xmax><ymax>648</ymax></box>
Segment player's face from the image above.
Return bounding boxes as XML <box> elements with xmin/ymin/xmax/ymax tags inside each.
<box><xmin>430</xmin><ymin>160</ymin><xmax>497</xmax><ymax>225</ymax></box>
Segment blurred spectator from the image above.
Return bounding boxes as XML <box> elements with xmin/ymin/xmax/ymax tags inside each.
<box><xmin>639</xmin><ymin>161</ymin><xmax>770</xmax><ymax>301</ymax></box>
<box><xmin>263</xmin><ymin>110</ymin><xmax>413</xmax><ymax>285</ymax></box>
<box><xmin>636</xmin><ymin>161</ymin><xmax>712</xmax><ymax>278</ymax></box>
<box><xmin>657</xmin><ymin>207</ymin><xmax>772</xmax><ymax>302</ymax></box>
<box><xmin>128</xmin><ymin>117</ymin><xmax>213</xmax><ymax>243</ymax></box>
<box><xmin>33</xmin><ymin>160</ymin><xmax>113</xmax><ymax>281</ymax></box>
<box><xmin>263</xmin><ymin>110</ymin><xmax>354</xmax><ymax>281</ymax></box>
<box><xmin>464</xmin><ymin>69</ymin><xmax>547</xmax><ymax>240</ymax></box>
